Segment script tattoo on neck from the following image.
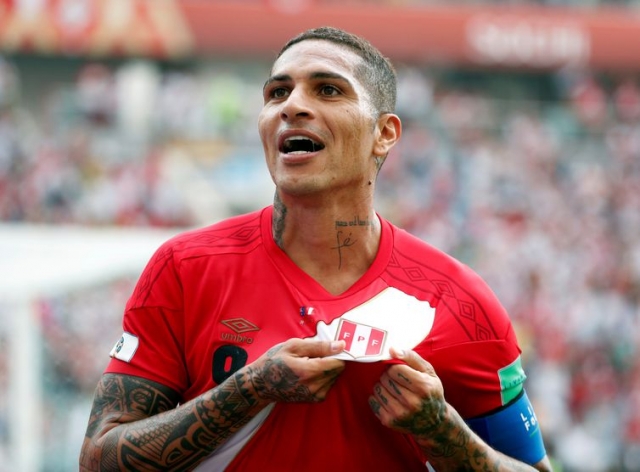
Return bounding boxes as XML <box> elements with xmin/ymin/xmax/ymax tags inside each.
<box><xmin>335</xmin><ymin>215</ymin><xmax>375</xmax><ymax>230</ymax></box>
<box><xmin>331</xmin><ymin>231</ymin><xmax>356</xmax><ymax>269</ymax></box>
<box><xmin>331</xmin><ymin>216</ymin><xmax>373</xmax><ymax>269</ymax></box>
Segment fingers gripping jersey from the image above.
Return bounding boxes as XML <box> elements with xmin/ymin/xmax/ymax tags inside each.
<box><xmin>106</xmin><ymin>206</ymin><xmax>524</xmax><ymax>471</ymax></box>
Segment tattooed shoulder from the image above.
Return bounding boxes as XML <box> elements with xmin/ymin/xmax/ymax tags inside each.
<box><xmin>85</xmin><ymin>374</ymin><xmax>180</xmax><ymax>436</ymax></box>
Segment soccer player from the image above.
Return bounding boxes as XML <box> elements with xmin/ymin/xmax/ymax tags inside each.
<box><xmin>79</xmin><ymin>27</ymin><xmax>553</xmax><ymax>471</ymax></box>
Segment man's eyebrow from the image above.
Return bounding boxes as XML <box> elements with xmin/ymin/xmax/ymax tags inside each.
<box><xmin>309</xmin><ymin>71</ymin><xmax>351</xmax><ymax>85</ymax></box>
<box><xmin>263</xmin><ymin>71</ymin><xmax>352</xmax><ymax>91</ymax></box>
<box><xmin>263</xmin><ymin>74</ymin><xmax>291</xmax><ymax>91</ymax></box>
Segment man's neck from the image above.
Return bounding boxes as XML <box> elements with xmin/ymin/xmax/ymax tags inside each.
<box><xmin>272</xmin><ymin>195</ymin><xmax>381</xmax><ymax>295</ymax></box>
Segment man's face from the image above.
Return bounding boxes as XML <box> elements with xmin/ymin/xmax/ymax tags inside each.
<box><xmin>258</xmin><ymin>40</ymin><xmax>380</xmax><ymax>198</ymax></box>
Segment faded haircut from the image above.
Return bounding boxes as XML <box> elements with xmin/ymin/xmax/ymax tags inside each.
<box><xmin>277</xmin><ymin>26</ymin><xmax>397</xmax><ymax>116</ymax></box>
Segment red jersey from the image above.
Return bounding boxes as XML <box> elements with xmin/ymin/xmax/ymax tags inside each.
<box><xmin>106</xmin><ymin>206</ymin><xmax>523</xmax><ymax>471</ymax></box>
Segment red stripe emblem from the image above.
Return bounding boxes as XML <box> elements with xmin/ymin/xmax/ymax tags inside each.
<box><xmin>336</xmin><ymin>319</ymin><xmax>386</xmax><ymax>358</ymax></box>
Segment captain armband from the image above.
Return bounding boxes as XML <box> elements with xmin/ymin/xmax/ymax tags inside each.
<box><xmin>465</xmin><ymin>389</ymin><xmax>546</xmax><ymax>465</ymax></box>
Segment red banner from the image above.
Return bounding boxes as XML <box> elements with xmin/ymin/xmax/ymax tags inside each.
<box><xmin>177</xmin><ymin>1</ymin><xmax>640</xmax><ymax>71</ymax></box>
<box><xmin>1</xmin><ymin>0</ymin><xmax>640</xmax><ymax>71</ymax></box>
<box><xmin>0</xmin><ymin>0</ymin><xmax>194</xmax><ymax>58</ymax></box>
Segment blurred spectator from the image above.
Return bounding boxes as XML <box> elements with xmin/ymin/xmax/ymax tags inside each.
<box><xmin>614</xmin><ymin>79</ymin><xmax>640</xmax><ymax>123</ymax></box>
<box><xmin>76</xmin><ymin>63</ymin><xmax>115</xmax><ymax>127</ymax></box>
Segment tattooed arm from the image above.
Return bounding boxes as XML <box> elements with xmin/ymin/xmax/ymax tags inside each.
<box><xmin>80</xmin><ymin>339</ymin><xmax>346</xmax><ymax>472</ymax></box>
<box><xmin>369</xmin><ymin>348</ymin><xmax>553</xmax><ymax>472</ymax></box>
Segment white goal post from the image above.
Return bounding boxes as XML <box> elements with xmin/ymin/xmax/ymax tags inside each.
<box><xmin>0</xmin><ymin>223</ymin><xmax>180</xmax><ymax>472</ymax></box>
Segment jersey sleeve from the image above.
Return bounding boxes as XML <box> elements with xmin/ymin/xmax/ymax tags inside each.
<box><xmin>105</xmin><ymin>239</ymin><xmax>188</xmax><ymax>395</ymax></box>
<box><xmin>426</xmin><ymin>336</ymin><xmax>524</xmax><ymax>419</ymax></box>
<box><xmin>418</xmin><ymin>260</ymin><xmax>526</xmax><ymax>419</ymax></box>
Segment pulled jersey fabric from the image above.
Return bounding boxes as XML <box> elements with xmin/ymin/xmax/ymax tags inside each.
<box><xmin>106</xmin><ymin>206</ymin><xmax>526</xmax><ymax>471</ymax></box>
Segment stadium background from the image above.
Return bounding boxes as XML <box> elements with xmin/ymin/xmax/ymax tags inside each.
<box><xmin>1</xmin><ymin>0</ymin><xmax>640</xmax><ymax>470</ymax></box>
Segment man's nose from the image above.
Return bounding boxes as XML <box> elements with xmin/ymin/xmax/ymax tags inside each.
<box><xmin>280</xmin><ymin>89</ymin><xmax>314</xmax><ymax>121</ymax></box>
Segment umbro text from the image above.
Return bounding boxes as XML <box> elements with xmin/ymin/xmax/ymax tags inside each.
<box><xmin>221</xmin><ymin>332</ymin><xmax>254</xmax><ymax>344</ymax></box>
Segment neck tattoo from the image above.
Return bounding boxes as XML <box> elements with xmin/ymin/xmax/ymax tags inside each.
<box><xmin>335</xmin><ymin>216</ymin><xmax>375</xmax><ymax>229</ymax></box>
<box><xmin>331</xmin><ymin>231</ymin><xmax>357</xmax><ymax>270</ymax></box>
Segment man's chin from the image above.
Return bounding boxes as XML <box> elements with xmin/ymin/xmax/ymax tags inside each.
<box><xmin>276</xmin><ymin>177</ymin><xmax>324</xmax><ymax>197</ymax></box>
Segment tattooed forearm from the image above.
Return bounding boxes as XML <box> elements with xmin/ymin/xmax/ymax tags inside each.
<box><xmin>248</xmin><ymin>358</ymin><xmax>312</xmax><ymax>402</ymax></box>
<box><xmin>416</xmin><ymin>407</ymin><xmax>540</xmax><ymax>472</ymax></box>
<box><xmin>80</xmin><ymin>373</ymin><xmax>266</xmax><ymax>472</ymax></box>
<box><xmin>394</xmin><ymin>396</ymin><xmax>446</xmax><ymax>437</ymax></box>
<box><xmin>196</xmin><ymin>371</ymin><xmax>257</xmax><ymax>433</ymax></box>
<box><xmin>419</xmin><ymin>416</ymin><xmax>469</xmax><ymax>460</ymax></box>
<box><xmin>99</xmin><ymin>433</ymin><xmax>120</xmax><ymax>470</ymax></box>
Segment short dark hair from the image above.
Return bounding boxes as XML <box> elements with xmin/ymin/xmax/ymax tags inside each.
<box><xmin>277</xmin><ymin>26</ymin><xmax>397</xmax><ymax>116</ymax></box>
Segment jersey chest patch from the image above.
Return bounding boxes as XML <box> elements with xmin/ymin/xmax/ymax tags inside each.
<box><xmin>310</xmin><ymin>287</ymin><xmax>435</xmax><ymax>362</ymax></box>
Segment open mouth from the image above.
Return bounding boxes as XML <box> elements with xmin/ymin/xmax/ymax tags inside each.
<box><xmin>280</xmin><ymin>136</ymin><xmax>325</xmax><ymax>155</ymax></box>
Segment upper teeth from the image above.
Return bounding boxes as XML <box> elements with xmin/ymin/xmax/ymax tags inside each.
<box><xmin>282</xmin><ymin>135</ymin><xmax>323</xmax><ymax>154</ymax></box>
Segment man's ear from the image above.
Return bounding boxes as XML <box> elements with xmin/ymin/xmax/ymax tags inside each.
<box><xmin>373</xmin><ymin>113</ymin><xmax>402</xmax><ymax>158</ymax></box>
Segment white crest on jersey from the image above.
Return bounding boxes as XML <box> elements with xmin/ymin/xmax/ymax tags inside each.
<box><xmin>311</xmin><ymin>287</ymin><xmax>436</xmax><ymax>362</ymax></box>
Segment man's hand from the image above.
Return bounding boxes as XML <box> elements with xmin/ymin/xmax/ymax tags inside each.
<box><xmin>369</xmin><ymin>349</ymin><xmax>552</xmax><ymax>471</ymax></box>
<box><xmin>247</xmin><ymin>338</ymin><xmax>346</xmax><ymax>403</ymax></box>
<box><xmin>368</xmin><ymin>347</ymin><xmax>446</xmax><ymax>439</ymax></box>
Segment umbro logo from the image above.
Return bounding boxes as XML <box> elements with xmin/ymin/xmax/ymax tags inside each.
<box><xmin>221</xmin><ymin>318</ymin><xmax>260</xmax><ymax>333</ymax></box>
<box><xmin>220</xmin><ymin>318</ymin><xmax>260</xmax><ymax>344</ymax></box>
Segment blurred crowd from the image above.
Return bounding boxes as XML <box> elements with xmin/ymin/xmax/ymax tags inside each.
<box><xmin>260</xmin><ymin>0</ymin><xmax>640</xmax><ymax>8</ymax></box>
<box><xmin>0</xmin><ymin>52</ymin><xmax>639</xmax><ymax>471</ymax></box>
<box><xmin>380</xmin><ymin>67</ymin><xmax>640</xmax><ymax>471</ymax></box>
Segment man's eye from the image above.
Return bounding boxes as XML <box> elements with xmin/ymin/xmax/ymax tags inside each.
<box><xmin>270</xmin><ymin>87</ymin><xmax>288</xmax><ymax>99</ymax></box>
<box><xmin>320</xmin><ymin>85</ymin><xmax>340</xmax><ymax>96</ymax></box>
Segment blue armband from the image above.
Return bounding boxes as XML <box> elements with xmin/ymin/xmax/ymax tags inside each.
<box><xmin>465</xmin><ymin>389</ymin><xmax>546</xmax><ymax>465</ymax></box>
